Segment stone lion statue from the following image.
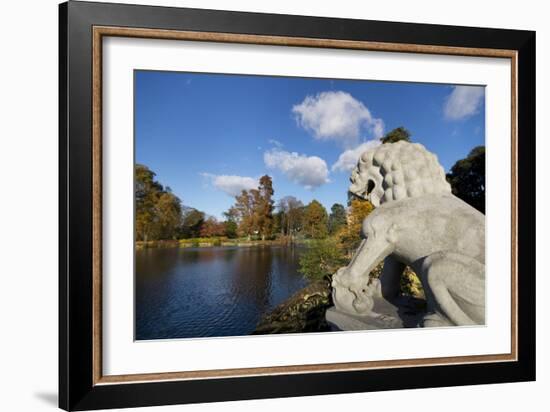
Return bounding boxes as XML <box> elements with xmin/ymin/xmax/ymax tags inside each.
<box><xmin>331</xmin><ymin>141</ymin><xmax>485</xmax><ymax>327</ymax></box>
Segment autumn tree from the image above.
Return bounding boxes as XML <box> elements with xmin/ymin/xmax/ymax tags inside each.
<box><xmin>135</xmin><ymin>164</ymin><xmax>183</xmax><ymax>241</ymax></box>
<box><xmin>276</xmin><ymin>196</ymin><xmax>304</xmax><ymax>238</ymax></box>
<box><xmin>328</xmin><ymin>203</ymin><xmax>347</xmax><ymax>235</ymax></box>
<box><xmin>446</xmin><ymin>146</ymin><xmax>485</xmax><ymax>213</ymax></box>
<box><xmin>228</xmin><ymin>175</ymin><xmax>275</xmax><ymax>240</ymax></box>
<box><xmin>136</xmin><ymin>164</ymin><xmax>162</xmax><ymax>241</ymax></box>
<box><xmin>337</xmin><ymin>198</ymin><xmax>374</xmax><ymax>256</ymax></box>
<box><xmin>233</xmin><ymin>189</ymin><xmax>257</xmax><ymax>239</ymax></box>
<box><xmin>287</xmin><ymin>199</ymin><xmax>304</xmax><ymax>237</ymax></box>
<box><xmin>254</xmin><ymin>175</ymin><xmax>275</xmax><ymax>240</ymax></box>
<box><xmin>200</xmin><ymin>216</ymin><xmax>226</xmax><ymax>238</ymax></box>
<box><xmin>156</xmin><ymin>190</ymin><xmax>183</xmax><ymax>239</ymax></box>
<box><xmin>302</xmin><ymin>200</ymin><xmax>328</xmax><ymax>239</ymax></box>
<box><xmin>380</xmin><ymin>126</ymin><xmax>411</xmax><ymax>144</ymax></box>
<box><xmin>223</xmin><ymin>207</ymin><xmax>239</xmax><ymax>224</ymax></box>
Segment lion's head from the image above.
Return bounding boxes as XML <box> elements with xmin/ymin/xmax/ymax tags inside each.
<box><xmin>349</xmin><ymin>141</ymin><xmax>451</xmax><ymax>207</ymax></box>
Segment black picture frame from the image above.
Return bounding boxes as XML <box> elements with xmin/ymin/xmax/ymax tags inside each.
<box><xmin>59</xmin><ymin>1</ymin><xmax>536</xmax><ymax>410</ymax></box>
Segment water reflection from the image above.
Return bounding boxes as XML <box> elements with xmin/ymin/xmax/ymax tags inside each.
<box><xmin>135</xmin><ymin>246</ymin><xmax>306</xmax><ymax>340</ymax></box>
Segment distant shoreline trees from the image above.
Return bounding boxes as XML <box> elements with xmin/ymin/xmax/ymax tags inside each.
<box><xmin>228</xmin><ymin>175</ymin><xmax>275</xmax><ymax>240</ymax></box>
<box><xmin>135</xmin><ymin>164</ymin><xmax>347</xmax><ymax>244</ymax></box>
<box><xmin>135</xmin><ymin>164</ymin><xmax>183</xmax><ymax>242</ymax></box>
<box><xmin>302</xmin><ymin>200</ymin><xmax>329</xmax><ymax>239</ymax></box>
<box><xmin>299</xmin><ymin>197</ymin><xmax>375</xmax><ymax>281</ymax></box>
<box><xmin>136</xmin><ymin>136</ymin><xmax>486</xmax><ymax>247</ymax></box>
<box><xmin>328</xmin><ymin>203</ymin><xmax>347</xmax><ymax>235</ymax></box>
<box><xmin>274</xmin><ymin>196</ymin><xmax>304</xmax><ymax>240</ymax></box>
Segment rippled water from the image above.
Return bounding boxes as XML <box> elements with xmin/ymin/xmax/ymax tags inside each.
<box><xmin>135</xmin><ymin>246</ymin><xmax>307</xmax><ymax>340</ymax></box>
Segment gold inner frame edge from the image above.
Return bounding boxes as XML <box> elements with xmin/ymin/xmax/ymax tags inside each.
<box><xmin>91</xmin><ymin>26</ymin><xmax>518</xmax><ymax>386</ymax></box>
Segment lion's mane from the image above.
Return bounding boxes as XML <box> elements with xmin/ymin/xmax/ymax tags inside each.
<box><xmin>349</xmin><ymin>141</ymin><xmax>451</xmax><ymax>207</ymax></box>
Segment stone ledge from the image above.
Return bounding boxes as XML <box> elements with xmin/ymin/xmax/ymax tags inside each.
<box><xmin>326</xmin><ymin>306</ymin><xmax>404</xmax><ymax>331</ymax></box>
<box><xmin>326</xmin><ymin>295</ymin><xmax>425</xmax><ymax>331</ymax></box>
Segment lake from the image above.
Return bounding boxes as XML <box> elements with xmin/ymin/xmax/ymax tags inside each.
<box><xmin>135</xmin><ymin>245</ymin><xmax>307</xmax><ymax>340</ymax></box>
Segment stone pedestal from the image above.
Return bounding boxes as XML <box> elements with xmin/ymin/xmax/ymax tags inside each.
<box><xmin>326</xmin><ymin>296</ymin><xmax>425</xmax><ymax>331</ymax></box>
<box><xmin>326</xmin><ymin>307</ymin><xmax>402</xmax><ymax>330</ymax></box>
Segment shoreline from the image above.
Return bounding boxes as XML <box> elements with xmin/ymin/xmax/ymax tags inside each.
<box><xmin>136</xmin><ymin>238</ymin><xmax>306</xmax><ymax>250</ymax></box>
<box><xmin>253</xmin><ymin>280</ymin><xmax>333</xmax><ymax>335</ymax></box>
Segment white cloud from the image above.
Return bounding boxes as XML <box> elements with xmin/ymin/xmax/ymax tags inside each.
<box><xmin>443</xmin><ymin>85</ymin><xmax>485</xmax><ymax>120</ymax></box>
<box><xmin>201</xmin><ymin>173</ymin><xmax>258</xmax><ymax>196</ymax></box>
<box><xmin>292</xmin><ymin>91</ymin><xmax>384</xmax><ymax>147</ymax></box>
<box><xmin>268</xmin><ymin>139</ymin><xmax>283</xmax><ymax>148</ymax></box>
<box><xmin>263</xmin><ymin>148</ymin><xmax>329</xmax><ymax>190</ymax></box>
<box><xmin>331</xmin><ymin>140</ymin><xmax>382</xmax><ymax>172</ymax></box>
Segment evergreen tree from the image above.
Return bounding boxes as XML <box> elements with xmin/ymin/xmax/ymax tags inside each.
<box><xmin>180</xmin><ymin>208</ymin><xmax>205</xmax><ymax>238</ymax></box>
<box><xmin>328</xmin><ymin>203</ymin><xmax>347</xmax><ymax>234</ymax></box>
<box><xmin>255</xmin><ymin>175</ymin><xmax>275</xmax><ymax>240</ymax></box>
<box><xmin>380</xmin><ymin>126</ymin><xmax>411</xmax><ymax>144</ymax></box>
<box><xmin>446</xmin><ymin>146</ymin><xmax>485</xmax><ymax>213</ymax></box>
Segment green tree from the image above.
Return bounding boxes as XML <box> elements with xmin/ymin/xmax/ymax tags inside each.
<box><xmin>223</xmin><ymin>208</ymin><xmax>239</xmax><ymax>239</ymax></box>
<box><xmin>180</xmin><ymin>208</ymin><xmax>205</xmax><ymax>238</ymax></box>
<box><xmin>380</xmin><ymin>126</ymin><xmax>411</xmax><ymax>144</ymax></box>
<box><xmin>328</xmin><ymin>203</ymin><xmax>347</xmax><ymax>235</ymax></box>
<box><xmin>302</xmin><ymin>200</ymin><xmax>328</xmax><ymax>239</ymax></box>
<box><xmin>299</xmin><ymin>238</ymin><xmax>346</xmax><ymax>281</ymax></box>
<box><xmin>273</xmin><ymin>209</ymin><xmax>284</xmax><ymax>236</ymax></box>
<box><xmin>224</xmin><ymin>220</ymin><xmax>238</xmax><ymax>239</ymax></box>
<box><xmin>446</xmin><ymin>146</ymin><xmax>485</xmax><ymax>213</ymax></box>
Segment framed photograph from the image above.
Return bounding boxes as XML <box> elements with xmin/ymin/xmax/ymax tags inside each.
<box><xmin>59</xmin><ymin>1</ymin><xmax>535</xmax><ymax>410</ymax></box>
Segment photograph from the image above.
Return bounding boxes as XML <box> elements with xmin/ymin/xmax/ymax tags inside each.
<box><xmin>134</xmin><ymin>71</ymin><xmax>486</xmax><ymax>341</ymax></box>
<box><xmin>53</xmin><ymin>1</ymin><xmax>536</xmax><ymax>410</ymax></box>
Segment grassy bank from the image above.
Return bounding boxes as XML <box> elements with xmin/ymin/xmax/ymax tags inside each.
<box><xmin>136</xmin><ymin>237</ymin><xmax>308</xmax><ymax>250</ymax></box>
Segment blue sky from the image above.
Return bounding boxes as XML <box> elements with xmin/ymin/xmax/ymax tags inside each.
<box><xmin>135</xmin><ymin>70</ymin><xmax>485</xmax><ymax>219</ymax></box>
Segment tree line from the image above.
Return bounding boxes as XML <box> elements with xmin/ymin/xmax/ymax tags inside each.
<box><xmin>135</xmin><ymin>127</ymin><xmax>485</xmax><ymax>244</ymax></box>
<box><xmin>135</xmin><ymin>167</ymin><xmax>351</xmax><ymax>243</ymax></box>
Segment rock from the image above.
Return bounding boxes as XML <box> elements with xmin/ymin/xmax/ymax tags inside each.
<box><xmin>253</xmin><ymin>281</ymin><xmax>333</xmax><ymax>335</ymax></box>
